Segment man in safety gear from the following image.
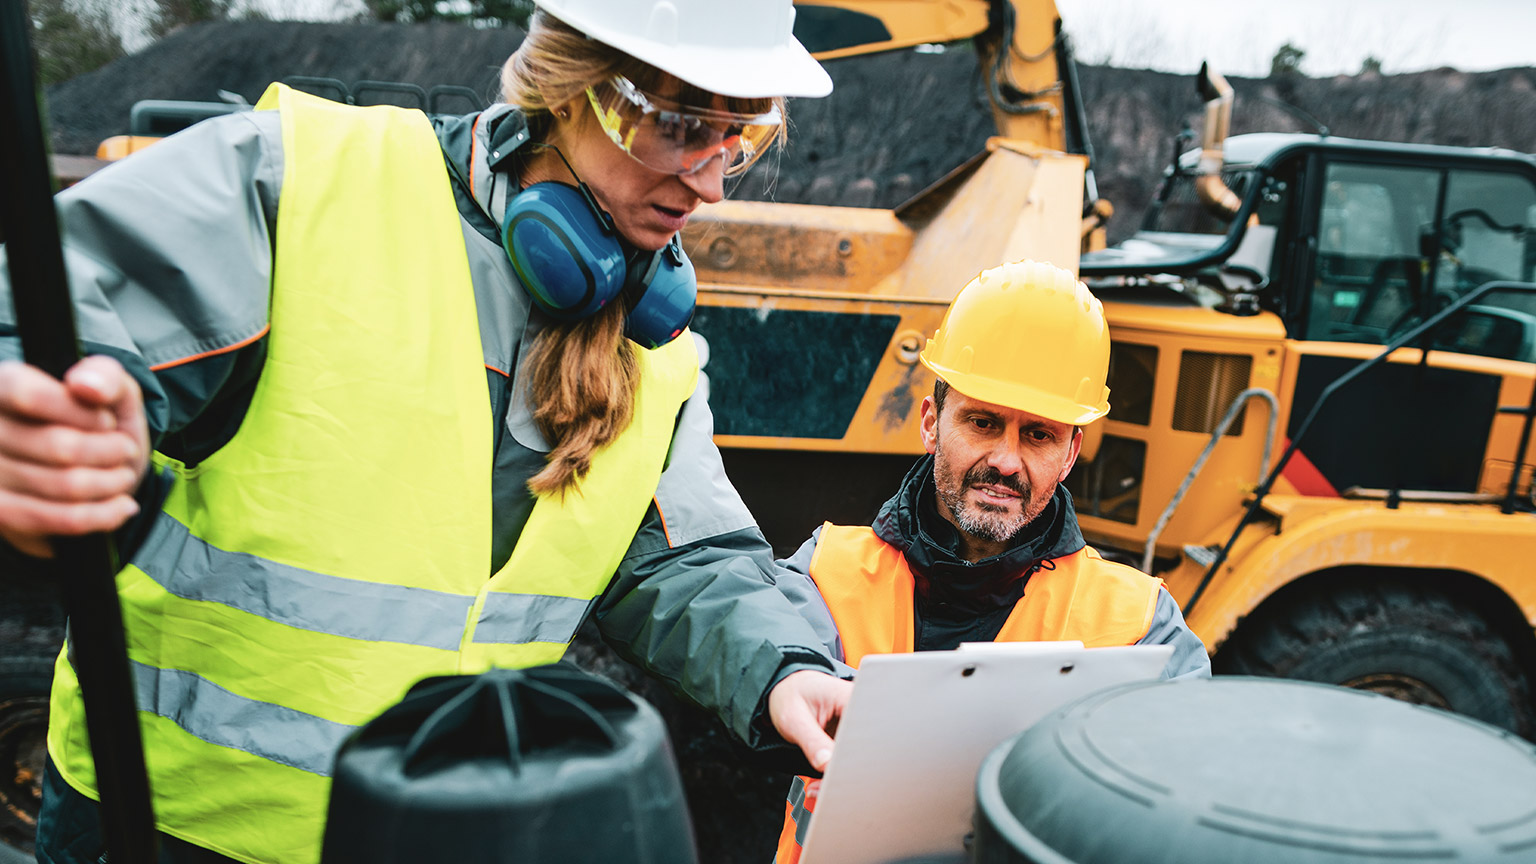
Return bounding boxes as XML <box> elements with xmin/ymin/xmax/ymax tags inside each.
<box><xmin>770</xmin><ymin>259</ymin><xmax>1210</xmax><ymax>864</ymax></box>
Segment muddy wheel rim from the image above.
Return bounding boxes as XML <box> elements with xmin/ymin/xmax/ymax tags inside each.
<box><xmin>1341</xmin><ymin>672</ymin><xmax>1453</xmax><ymax>710</ymax></box>
<box><xmin>0</xmin><ymin>695</ymin><xmax>48</xmax><ymax>854</ymax></box>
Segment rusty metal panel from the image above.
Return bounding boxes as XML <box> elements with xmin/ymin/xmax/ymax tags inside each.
<box><xmin>681</xmin><ymin>201</ymin><xmax>912</xmax><ymax>293</ymax></box>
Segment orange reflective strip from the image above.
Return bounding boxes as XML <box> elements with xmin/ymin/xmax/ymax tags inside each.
<box><xmin>468</xmin><ymin>112</ymin><xmax>482</xmax><ymax>197</ymax></box>
<box><xmin>148</xmin><ymin>325</ymin><xmax>270</xmax><ymax>372</ymax></box>
<box><xmin>654</xmin><ymin>497</ymin><xmax>673</xmax><ymax>547</ymax></box>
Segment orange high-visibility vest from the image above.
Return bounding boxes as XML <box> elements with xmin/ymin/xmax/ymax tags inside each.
<box><xmin>775</xmin><ymin>523</ymin><xmax>1163</xmax><ymax>864</ymax></box>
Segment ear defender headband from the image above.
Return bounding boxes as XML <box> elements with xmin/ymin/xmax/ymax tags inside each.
<box><xmin>497</xmin><ymin>142</ymin><xmax>695</xmax><ymax>349</ymax></box>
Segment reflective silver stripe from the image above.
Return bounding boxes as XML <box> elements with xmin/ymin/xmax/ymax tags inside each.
<box><xmin>787</xmin><ymin>775</ymin><xmax>813</xmax><ymax>846</ymax></box>
<box><xmin>132</xmin><ymin>661</ymin><xmax>356</xmax><ymax>777</ymax></box>
<box><xmin>134</xmin><ymin>512</ymin><xmax>473</xmax><ymax>650</ymax></box>
<box><xmin>474</xmin><ymin>593</ymin><xmax>596</xmax><ymax>644</ymax></box>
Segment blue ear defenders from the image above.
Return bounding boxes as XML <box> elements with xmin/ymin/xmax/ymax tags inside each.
<box><xmin>497</xmin><ymin>148</ymin><xmax>696</xmax><ymax>349</ymax></box>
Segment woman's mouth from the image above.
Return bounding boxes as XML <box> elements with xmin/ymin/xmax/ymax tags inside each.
<box><xmin>652</xmin><ymin>204</ymin><xmax>690</xmax><ymax>231</ymax></box>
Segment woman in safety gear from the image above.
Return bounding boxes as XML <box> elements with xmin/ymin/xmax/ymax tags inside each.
<box><xmin>0</xmin><ymin>1</ymin><xmax>850</xmax><ymax>862</ymax></box>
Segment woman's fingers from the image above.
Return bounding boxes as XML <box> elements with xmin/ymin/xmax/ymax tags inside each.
<box><xmin>0</xmin><ymin>486</ymin><xmax>140</xmax><ymax>538</ymax></box>
<box><xmin>0</xmin><ymin>410</ymin><xmax>143</xmax><ymax>468</ymax></box>
<box><xmin>0</xmin><ymin>456</ymin><xmax>142</xmax><ymax>501</ymax></box>
<box><xmin>767</xmin><ymin>670</ymin><xmax>853</xmax><ymax>773</ymax></box>
<box><xmin>0</xmin><ymin>358</ymin><xmax>150</xmax><ymax>556</ymax></box>
<box><xmin>0</xmin><ymin>360</ymin><xmax>119</xmax><ymax>429</ymax></box>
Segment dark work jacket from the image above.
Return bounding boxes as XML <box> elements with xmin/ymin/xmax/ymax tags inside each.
<box><xmin>873</xmin><ymin>454</ymin><xmax>1086</xmax><ymax>652</ymax></box>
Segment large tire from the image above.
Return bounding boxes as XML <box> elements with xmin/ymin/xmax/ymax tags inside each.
<box><xmin>0</xmin><ymin>655</ymin><xmax>52</xmax><ymax>864</ymax></box>
<box><xmin>1216</xmin><ymin>581</ymin><xmax>1536</xmax><ymax>739</ymax></box>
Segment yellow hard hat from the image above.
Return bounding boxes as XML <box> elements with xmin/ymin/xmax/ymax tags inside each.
<box><xmin>920</xmin><ymin>260</ymin><xmax>1111</xmax><ymax>425</ymax></box>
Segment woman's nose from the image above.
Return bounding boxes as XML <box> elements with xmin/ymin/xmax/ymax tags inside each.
<box><xmin>679</xmin><ymin>157</ymin><xmax>725</xmax><ymax>203</ymax></box>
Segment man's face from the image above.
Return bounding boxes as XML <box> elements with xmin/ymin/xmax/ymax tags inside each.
<box><xmin>920</xmin><ymin>387</ymin><xmax>1082</xmax><ymax>559</ymax></box>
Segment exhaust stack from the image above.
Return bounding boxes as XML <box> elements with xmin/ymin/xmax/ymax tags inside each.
<box><xmin>1194</xmin><ymin>61</ymin><xmax>1242</xmax><ymax>220</ymax></box>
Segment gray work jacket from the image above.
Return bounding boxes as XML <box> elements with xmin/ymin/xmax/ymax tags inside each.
<box><xmin>0</xmin><ymin>104</ymin><xmax>834</xmax><ymax>749</ymax></box>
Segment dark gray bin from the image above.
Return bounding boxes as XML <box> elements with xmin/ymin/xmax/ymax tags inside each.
<box><xmin>322</xmin><ymin>665</ymin><xmax>697</xmax><ymax>864</ymax></box>
<box><xmin>974</xmin><ymin>676</ymin><xmax>1536</xmax><ymax>863</ymax></box>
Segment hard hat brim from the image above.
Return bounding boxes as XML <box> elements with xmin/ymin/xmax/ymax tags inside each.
<box><xmin>546</xmin><ymin>9</ymin><xmax>833</xmax><ymax>99</ymax></box>
<box><xmin>922</xmin><ymin>356</ymin><xmax>1110</xmax><ymax>427</ymax></box>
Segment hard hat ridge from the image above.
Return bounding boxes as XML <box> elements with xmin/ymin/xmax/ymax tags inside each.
<box><xmin>531</xmin><ymin>0</ymin><xmax>832</xmax><ymax>99</ymax></box>
<box><xmin>920</xmin><ymin>260</ymin><xmax>1112</xmax><ymax>426</ymax></box>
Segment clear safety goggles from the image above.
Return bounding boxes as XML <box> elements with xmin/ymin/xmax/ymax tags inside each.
<box><xmin>583</xmin><ymin>75</ymin><xmax>782</xmax><ymax>177</ymax></box>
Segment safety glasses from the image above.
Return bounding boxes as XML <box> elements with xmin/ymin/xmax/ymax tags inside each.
<box><xmin>583</xmin><ymin>75</ymin><xmax>782</xmax><ymax>177</ymax></box>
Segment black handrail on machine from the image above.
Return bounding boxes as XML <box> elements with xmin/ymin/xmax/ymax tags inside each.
<box><xmin>1184</xmin><ymin>280</ymin><xmax>1536</xmax><ymax>615</ymax></box>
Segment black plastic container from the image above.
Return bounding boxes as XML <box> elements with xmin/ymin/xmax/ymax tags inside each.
<box><xmin>321</xmin><ymin>665</ymin><xmax>698</xmax><ymax>864</ymax></box>
<box><xmin>973</xmin><ymin>676</ymin><xmax>1536</xmax><ymax>864</ymax></box>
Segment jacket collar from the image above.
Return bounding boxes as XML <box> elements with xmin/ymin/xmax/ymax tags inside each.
<box><xmin>872</xmin><ymin>454</ymin><xmax>1087</xmax><ymax>610</ymax></box>
<box><xmin>430</xmin><ymin>104</ymin><xmax>530</xmax><ymax>242</ymax></box>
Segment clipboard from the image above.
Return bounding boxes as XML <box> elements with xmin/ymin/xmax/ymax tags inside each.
<box><xmin>798</xmin><ymin>643</ymin><xmax>1172</xmax><ymax>864</ymax></box>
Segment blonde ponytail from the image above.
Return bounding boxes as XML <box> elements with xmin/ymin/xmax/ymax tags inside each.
<box><xmin>523</xmin><ymin>303</ymin><xmax>640</xmax><ymax>495</ymax></box>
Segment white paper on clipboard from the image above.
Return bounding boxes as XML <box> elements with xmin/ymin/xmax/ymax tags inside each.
<box><xmin>956</xmin><ymin>640</ymin><xmax>1083</xmax><ymax>653</ymax></box>
<box><xmin>798</xmin><ymin>643</ymin><xmax>1171</xmax><ymax>864</ymax></box>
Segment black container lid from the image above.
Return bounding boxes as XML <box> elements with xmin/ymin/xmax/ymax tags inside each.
<box><xmin>975</xmin><ymin>677</ymin><xmax>1536</xmax><ymax>864</ymax></box>
<box><xmin>322</xmin><ymin>665</ymin><xmax>697</xmax><ymax>864</ymax></box>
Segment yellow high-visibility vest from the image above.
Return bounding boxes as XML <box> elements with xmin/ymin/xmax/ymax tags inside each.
<box><xmin>48</xmin><ymin>83</ymin><xmax>698</xmax><ymax>864</ymax></box>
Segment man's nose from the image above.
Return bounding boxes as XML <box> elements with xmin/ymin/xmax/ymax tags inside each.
<box><xmin>985</xmin><ymin>437</ymin><xmax>1025</xmax><ymax>478</ymax></box>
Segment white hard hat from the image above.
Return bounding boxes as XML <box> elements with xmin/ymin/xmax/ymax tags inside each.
<box><xmin>531</xmin><ymin>0</ymin><xmax>832</xmax><ymax>99</ymax></box>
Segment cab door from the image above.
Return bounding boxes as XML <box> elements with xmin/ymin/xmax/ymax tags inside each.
<box><xmin>1280</xmin><ymin>152</ymin><xmax>1536</xmax><ymax>498</ymax></box>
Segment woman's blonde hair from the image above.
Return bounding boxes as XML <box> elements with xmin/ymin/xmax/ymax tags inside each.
<box><xmin>501</xmin><ymin>10</ymin><xmax>786</xmax><ymax>496</ymax></box>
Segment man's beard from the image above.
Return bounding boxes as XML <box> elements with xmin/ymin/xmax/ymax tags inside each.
<box><xmin>934</xmin><ymin>450</ymin><xmax>1046</xmax><ymax>544</ymax></box>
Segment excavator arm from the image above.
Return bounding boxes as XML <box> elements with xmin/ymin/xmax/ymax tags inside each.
<box><xmin>793</xmin><ymin>0</ymin><xmax>1108</xmax><ymax>244</ymax></box>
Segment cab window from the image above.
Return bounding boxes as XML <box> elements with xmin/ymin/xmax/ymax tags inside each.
<box><xmin>1305</xmin><ymin>161</ymin><xmax>1536</xmax><ymax>363</ymax></box>
<box><xmin>1306</xmin><ymin>162</ymin><xmax>1438</xmax><ymax>343</ymax></box>
<box><xmin>1417</xmin><ymin>170</ymin><xmax>1536</xmax><ymax>361</ymax></box>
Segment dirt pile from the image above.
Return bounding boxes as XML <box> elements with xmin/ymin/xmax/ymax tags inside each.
<box><xmin>45</xmin><ymin>21</ymin><xmax>524</xmax><ymax>155</ymax></box>
<box><xmin>1077</xmin><ymin>65</ymin><xmax>1536</xmax><ymax>241</ymax></box>
<box><xmin>46</xmin><ymin>22</ymin><xmax>1536</xmax><ymax>243</ymax></box>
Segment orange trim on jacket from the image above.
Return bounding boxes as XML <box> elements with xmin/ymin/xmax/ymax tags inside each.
<box><xmin>147</xmin><ymin>325</ymin><xmax>270</xmax><ymax>372</ymax></box>
<box><xmin>775</xmin><ymin>522</ymin><xmax>1164</xmax><ymax>864</ymax></box>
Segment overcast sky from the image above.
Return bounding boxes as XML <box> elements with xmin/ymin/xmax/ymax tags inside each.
<box><xmin>134</xmin><ymin>1</ymin><xmax>1536</xmax><ymax>78</ymax></box>
<box><xmin>1054</xmin><ymin>0</ymin><xmax>1536</xmax><ymax>77</ymax></box>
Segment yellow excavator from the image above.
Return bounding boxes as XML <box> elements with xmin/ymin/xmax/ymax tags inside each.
<box><xmin>696</xmin><ymin>0</ymin><xmax>1536</xmax><ymax>741</ymax></box>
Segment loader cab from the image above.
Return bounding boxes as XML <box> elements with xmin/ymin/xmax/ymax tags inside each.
<box><xmin>1071</xmin><ymin>133</ymin><xmax>1536</xmax><ymax>561</ymax></box>
<box><xmin>1084</xmin><ymin>134</ymin><xmax>1536</xmax><ymax>364</ymax></box>
<box><xmin>1274</xmin><ymin>141</ymin><xmax>1536</xmax><ymax>363</ymax></box>
<box><xmin>1258</xmin><ymin>138</ymin><xmax>1536</xmax><ymax>499</ymax></box>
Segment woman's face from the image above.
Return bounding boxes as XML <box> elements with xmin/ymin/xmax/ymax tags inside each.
<box><xmin>547</xmin><ymin>86</ymin><xmax>728</xmax><ymax>251</ymax></box>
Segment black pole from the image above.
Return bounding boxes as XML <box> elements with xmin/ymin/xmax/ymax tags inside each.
<box><xmin>0</xmin><ymin>1</ymin><xmax>158</xmax><ymax>860</ymax></box>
